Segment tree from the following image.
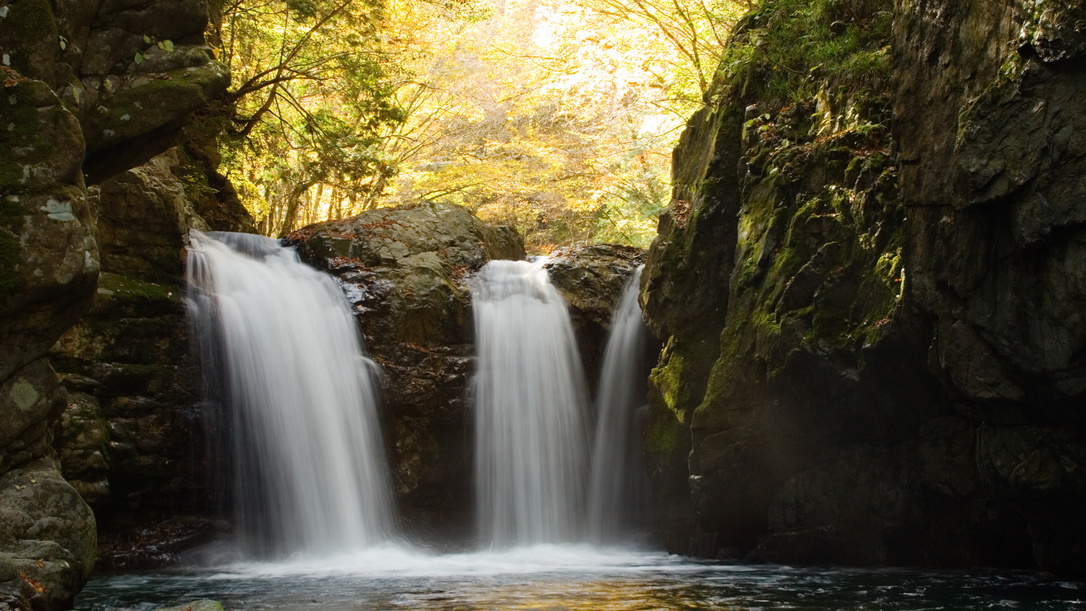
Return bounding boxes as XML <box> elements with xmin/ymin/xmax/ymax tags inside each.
<box><xmin>215</xmin><ymin>0</ymin><xmax>406</xmax><ymax>236</ymax></box>
<box><xmin>376</xmin><ymin>0</ymin><xmax>745</xmax><ymax>250</ymax></box>
<box><xmin>584</xmin><ymin>0</ymin><xmax>748</xmax><ymax>102</ymax></box>
<box><xmin>214</xmin><ymin>0</ymin><xmax>748</xmax><ymax>246</ymax></box>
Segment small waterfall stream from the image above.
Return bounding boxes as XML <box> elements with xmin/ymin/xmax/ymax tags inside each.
<box><xmin>587</xmin><ymin>265</ymin><xmax>652</xmax><ymax>542</ymax></box>
<box><xmin>470</xmin><ymin>259</ymin><xmax>590</xmax><ymax>546</ymax></box>
<box><xmin>186</xmin><ymin>230</ymin><xmax>395</xmax><ymax>557</ymax></box>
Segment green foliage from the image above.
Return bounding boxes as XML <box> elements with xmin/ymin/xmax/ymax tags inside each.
<box><xmin>135</xmin><ymin>34</ymin><xmax>175</xmax><ymax>63</ymax></box>
<box><xmin>218</xmin><ymin>0</ymin><xmax>751</xmax><ymax>246</ymax></box>
<box><xmin>720</xmin><ymin>0</ymin><xmax>892</xmax><ymax>107</ymax></box>
<box><xmin>219</xmin><ymin>0</ymin><xmax>406</xmax><ymax>235</ymax></box>
<box><xmin>377</xmin><ymin>0</ymin><xmax>726</xmax><ymax>251</ymax></box>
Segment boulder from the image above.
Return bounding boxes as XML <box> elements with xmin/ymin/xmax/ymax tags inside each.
<box><xmin>0</xmin><ymin>458</ymin><xmax>96</xmax><ymax>609</ymax></box>
<box><xmin>545</xmin><ymin>244</ymin><xmax>645</xmax><ymax>388</ymax></box>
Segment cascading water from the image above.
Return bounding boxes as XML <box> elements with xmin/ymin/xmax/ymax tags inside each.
<box><xmin>85</xmin><ymin>252</ymin><xmax>1072</xmax><ymax>611</ymax></box>
<box><xmin>471</xmin><ymin>259</ymin><xmax>590</xmax><ymax>546</ymax></box>
<box><xmin>186</xmin><ymin>230</ymin><xmax>395</xmax><ymax>558</ymax></box>
<box><xmin>586</xmin><ymin>265</ymin><xmax>653</xmax><ymax>542</ymax></box>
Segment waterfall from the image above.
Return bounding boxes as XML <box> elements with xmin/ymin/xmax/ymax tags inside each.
<box><xmin>471</xmin><ymin>259</ymin><xmax>590</xmax><ymax>546</ymax></box>
<box><xmin>587</xmin><ymin>265</ymin><xmax>652</xmax><ymax>542</ymax></box>
<box><xmin>186</xmin><ymin>230</ymin><xmax>395</xmax><ymax>558</ymax></box>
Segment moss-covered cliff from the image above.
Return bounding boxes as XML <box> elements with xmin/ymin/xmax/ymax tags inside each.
<box><xmin>643</xmin><ymin>0</ymin><xmax>1086</xmax><ymax>574</ymax></box>
<box><xmin>0</xmin><ymin>0</ymin><xmax>230</xmax><ymax>603</ymax></box>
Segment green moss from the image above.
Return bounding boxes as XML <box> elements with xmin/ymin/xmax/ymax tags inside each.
<box><xmin>9</xmin><ymin>0</ymin><xmax>56</xmax><ymax>38</ymax></box>
<box><xmin>0</xmin><ymin>103</ymin><xmax>42</xmax><ymax>189</ymax></box>
<box><xmin>722</xmin><ymin>0</ymin><xmax>893</xmax><ymax>108</ymax></box>
<box><xmin>96</xmin><ymin>272</ymin><xmax>181</xmax><ymax>303</ymax></box>
<box><xmin>0</xmin><ymin>197</ymin><xmax>25</xmax><ymax>230</ymax></box>
<box><xmin>3</xmin><ymin>102</ymin><xmax>41</xmax><ymax>140</ymax></box>
<box><xmin>647</xmin><ymin>412</ymin><xmax>682</xmax><ymax>455</ymax></box>
<box><xmin>104</xmin><ymin>77</ymin><xmax>205</xmax><ymax>126</ymax></box>
<box><xmin>1</xmin><ymin>82</ymin><xmax>71</xmax><ymax>192</ymax></box>
<box><xmin>750</xmin><ymin>309</ymin><xmax>782</xmax><ymax>339</ymax></box>
<box><xmin>172</xmin><ymin>148</ymin><xmax>219</xmax><ymax>202</ymax></box>
<box><xmin>3</xmin><ymin>0</ymin><xmax>57</xmax><ymax>73</ymax></box>
<box><xmin>874</xmin><ymin>249</ymin><xmax>902</xmax><ymax>291</ymax></box>
<box><xmin>649</xmin><ymin>344</ymin><xmax>688</xmax><ymax>424</ymax></box>
<box><xmin>100</xmin><ymin>363</ymin><xmax>169</xmax><ymax>383</ymax></box>
<box><xmin>0</xmin><ymin>230</ymin><xmax>22</xmax><ymax>293</ymax></box>
<box><xmin>660</xmin><ymin>0</ymin><xmax>904</xmax><ymax>420</ymax></box>
<box><xmin>0</xmin><ymin>161</ymin><xmax>23</xmax><ymax>188</ymax></box>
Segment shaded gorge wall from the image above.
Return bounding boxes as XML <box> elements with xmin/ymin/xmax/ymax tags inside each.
<box><xmin>1</xmin><ymin>0</ymin><xmax>230</xmax><ymax>603</ymax></box>
<box><xmin>641</xmin><ymin>0</ymin><xmax>1086</xmax><ymax>576</ymax></box>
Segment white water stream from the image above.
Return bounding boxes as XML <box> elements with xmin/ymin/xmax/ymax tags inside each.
<box><xmin>470</xmin><ymin>259</ymin><xmax>590</xmax><ymax>546</ymax></box>
<box><xmin>588</xmin><ymin>265</ymin><xmax>652</xmax><ymax>542</ymax></box>
<box><xmin>186</xmin><ymin>230</ymin><xmax>395</xmax><ymax>557</ymax></box>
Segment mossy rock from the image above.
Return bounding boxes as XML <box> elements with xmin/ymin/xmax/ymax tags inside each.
<box><xmin>92</xmin><ymin>273</ymin><xmax>183</xmax><ymax>318</ymax></box>
<box><xmin>0</xmin><ymin>0</ymin><xmax>59</xmax><ymax>80</ymax></box>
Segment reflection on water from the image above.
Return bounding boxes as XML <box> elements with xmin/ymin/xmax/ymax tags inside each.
<box><xmin>77</xmin><ymin>545</ymin><xmax>1084</xmax><ymax>610</ymax></box>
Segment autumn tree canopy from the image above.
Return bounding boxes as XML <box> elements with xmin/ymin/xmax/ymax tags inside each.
<box><xmin>216</xmin><ymin>0</ymin><xmax>745</xmax><ymax>249</ymax></box>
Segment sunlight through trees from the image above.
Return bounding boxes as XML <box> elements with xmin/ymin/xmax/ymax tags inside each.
<box><xmin>216</xmin><ymin>0</ymin><xmax>746</xmax><ymax>249</ymax></box>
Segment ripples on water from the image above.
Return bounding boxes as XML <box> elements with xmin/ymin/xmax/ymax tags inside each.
<box><xmin>77</xmin><ymin>544</ymin><xmax>1084</xmax><ymax>610</ymax></box>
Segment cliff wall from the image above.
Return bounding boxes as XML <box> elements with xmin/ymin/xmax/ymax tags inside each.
<box><xmin>0</xmin><ymin>0</ymin><xmax>228</xmax><ymax>604</ymax></box>
<box><xmin>642</xmin><ymin>0</ymin><xmax>1086</xmax><ymax>574</ymax></box>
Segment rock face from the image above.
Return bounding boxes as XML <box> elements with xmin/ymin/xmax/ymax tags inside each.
<box><xmin>546</xmin><ymin>244</ymin><xmax>646</xmax><ymax>388</ymax></box>
<box><xmin>895</xmin><ymin>0</ymin><xmax>1086</xmax><ymax>575</ymax></box>
<box><xmin>0</xmin><ymin>0</ymin><xmax>228</xmax><ymax>603</ymax></box>
<box><xmin>289</xmin><ymin>201</ymin><xmax>525</xmax><ymax>540</ymax></box>
<box><xmin>642</xmin><ymin>0</ymin><xmax>1086</xmax><ymax>575</ymax></box>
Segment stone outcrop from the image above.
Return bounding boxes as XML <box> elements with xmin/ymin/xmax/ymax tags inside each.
<box><xmin>641</xmin><ymin>0</ymin><xmax>1086</xmax><ymax>575</ymax></box>
<box><xmin>0</xmin><ymin>0</ymin><xmax>228</xmax><ymax>602</ymax></box>
<box><xmin>546</xmin><ymin>244</ymin><xmax>645</xmax><ymax>387</ymax></box>
<box><xmin>894</xmin><ymin>0</ymin><xmax>1086</xmax><ymax>575</ymax></box>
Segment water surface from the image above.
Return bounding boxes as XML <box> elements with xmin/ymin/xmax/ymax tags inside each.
<box><xmin>78</xmin><ymin>545</ymin><xmax>1083</xmax><ymax>610</ymax></box>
